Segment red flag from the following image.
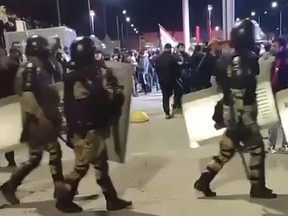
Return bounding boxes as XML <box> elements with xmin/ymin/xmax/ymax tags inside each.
<box><xmin>196</xmin><ymin>26</ymin><xmax>201</xmax><ymax>44</ymax></box>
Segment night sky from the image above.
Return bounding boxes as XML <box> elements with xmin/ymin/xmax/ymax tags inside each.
<box><xmin>1</xmin><ymin>0</ymin><xmax>288</xmax><ymax>39</ymax></box>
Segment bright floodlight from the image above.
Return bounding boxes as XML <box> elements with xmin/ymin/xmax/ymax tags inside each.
<box><xmin>131</xmin><ymin>24</ymin><xmax>134</xmax><ymax>27</ymax></box>
<box><xmin>89</xmin><ymin>10</ymin><xmax>95</xmax><ymax>17</ymax></box>
<box><xmin>208</xmin><ymin>5</ymin><xmax>213</xmax><ymax>11</ymax></box>
<box><xmin>126</xmin><ymin>17</ymin><xmax>130</xmax><ymax>22</ymax></box>
<box><xmin>272</xmin><ymin>1</ymin><xmax>278</xmax><ymax>8</ymax></box>
<box><xmin>251</xmin><ymin>11</ymin><xmax>256</xmax><ymax>16</ymax></box>
<box><xmin>122</xmin><ymin>10</ymin><xmax>127</xmax><ymax>14</ymax></box>
<box><xmin>236</xmin><ymin>17</ymin><xmax>240</xmax><ymax>22</ymax></box>
<box><xmin>215</xmin><ymin>26</ymin><xmax>220</xmax><ymax>31</ymax></box>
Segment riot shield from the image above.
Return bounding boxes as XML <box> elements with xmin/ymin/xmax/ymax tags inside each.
<box><xmin>0</xmin><ymin>82</ymin><xmax>64</xmax><ymax>152</ymax></box>
<box><xmin>276</xmin><ymin>89</ymin><xmax>288</xmax><ymax>139</ymax></box>
<box><xmin>104</xmin><ymin>61</ymin><xmax>133</xmax><ymax>163</ymax></box>
<box><xmin>183</xmin><ymin>80</ymin><xmax>279</xmax><ymax>148</ymax></box>
<box><xmin>0</xmin><ymin>95</ymin><xmax>22</xmax><ymax>152</ymax></box>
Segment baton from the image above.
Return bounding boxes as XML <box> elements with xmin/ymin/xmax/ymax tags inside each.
<box><xmin>235</xmin><ymin>141</ymin><xmax>250</xmax><ymax>180</ymax></box>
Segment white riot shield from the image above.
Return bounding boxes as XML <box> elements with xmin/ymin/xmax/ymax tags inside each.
<box><xmin>0</xmin><ymin>82</ymin><xmax>64</xmax><ymax>153</ymax></box>
<box><xmin>276</xmin><ymin>89</ymin><xmax>288</xmax><ymax>139</ymax></box>
<box><xmin>183</xmin><ymin>80</ymin><xmax>279</xmax><ymax>148</ymax></box>
<box><xmin>182</xmin><ymin>87</ymin><xmax>224</xmax><ymax>148</ymax></box>
<box><xmin>104</xmin><ymin>61</ymin><xmax>133</xmax><ymax>163</ymax></box>
<box><xmin>0</xmin><ymin>96</ymin><xmax>22</xmax><ymax>152</ymax></box>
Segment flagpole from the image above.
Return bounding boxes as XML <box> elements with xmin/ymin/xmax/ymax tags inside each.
<box><xmin>56</xmin><ymin>0</ymin><xmax>61</xmax><ymax>26</ymax></box>
<box><xmin>222</xmin><ymin>0</ymin><xmax>235</xmax><ymax>39</ymax></box>
<box><xmin>182</xmin><ymin>0</ymin><xmax>190</xmax><ymax>50</ymax></box>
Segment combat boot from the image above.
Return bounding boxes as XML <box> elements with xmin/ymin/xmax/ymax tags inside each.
<box><xmin>56</xmin><ymin>199</ymin><xmax>83</xmax><ymax>213</ymax></box>
<box><xmin>55</xmin><ymin>191</ymin><xmax>83</xmax><ymax>213</ymax></box>
<box><xmin>250</xmin><ymin>184</ymin><xmax>277</xmax><ymax>199</ymax></box>
<box><xmin>0</xmin><ymin>182</ymin><xmax>19</xmax><ymax>205</ymax></box>
<box><xmin>53</xmin><ymin>182</ymin><xmax>72</xmax><ymax>199</ymax></box>
<box><xmin>55</xmin><ymin>182</ymin><xmax>83</xmax><ymax>213</ymax></box>
<box><xmin>194</xmin><ymin>170</ymin><xmax>217</xmax><ymax>197</ymax></box>
<box><xmin>106</xmin><ymin>196</ymin><xmax>133</xmax><ymax>211</ymax></box>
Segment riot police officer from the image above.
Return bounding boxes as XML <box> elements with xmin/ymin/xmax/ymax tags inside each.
<box><xmin>56</xmin><ymin>36</ymin><xmax>132</xmax><ymax>213</ymax></box>
<box><xmin>1</xmin><ymin>35</ymin><xmax>66</xmax><ymax>205</ymax></box>
<box><xmin>194</xmin><ymin>19</ymin><xmax>277</xmax><ymax>199</ymax></box>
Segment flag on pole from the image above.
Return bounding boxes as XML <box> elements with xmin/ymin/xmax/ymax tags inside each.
<box><xmin>158</xmin><ymin>24</ymin><xmax>178</xmax><ymax>50</ymax></box>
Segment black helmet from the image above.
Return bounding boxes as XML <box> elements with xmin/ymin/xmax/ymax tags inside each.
<box><xmin>231</xmin><ymin>18</ymin><xmax>255</xmax><ymax>51</ymax></box>
<box><xmin>25</xmin><ymin>35</ymin><xmax>50</xmax><ymax>60</ymax></box>
<box><xmin>70</xmin><ymin>36</ymin><xmax>97</xmax><ymax>66</ymax></box>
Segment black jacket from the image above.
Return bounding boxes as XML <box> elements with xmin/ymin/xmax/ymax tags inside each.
<box><xmin>155</xmin><ymin>51</ymin><xmax>179</xmax><ymax>86</ymax></box>
<box><xmin>196</xmin><ymin>52</ymin><xmax>219</xmax><ymax>88</ymax></box>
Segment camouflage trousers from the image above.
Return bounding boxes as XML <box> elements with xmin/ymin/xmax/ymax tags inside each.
<box><xmin>6</xmin><ymin>115</ymin><xmax>64</xmax><ymax>192</ymax></box>
<box><xmin>206</xmin><ymin>123</ymin><xmax>266</xmax><ymax>185</ymax></box>
<box><xmin>64</xmin><ymin>130</ymin><xmax>117</xmax><ymax>201</ymax></box>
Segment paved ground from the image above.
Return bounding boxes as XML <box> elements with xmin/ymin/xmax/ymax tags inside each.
<box><xmin>0</xmin><ymin>92</ymin><xmax>288</xmax><ymax>216</ymax></box>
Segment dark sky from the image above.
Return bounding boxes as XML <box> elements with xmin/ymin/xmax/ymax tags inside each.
<box><xmin>1</xmin><ymin>0</ymin><xmax>288</xmax><ymax>39</ymax></box>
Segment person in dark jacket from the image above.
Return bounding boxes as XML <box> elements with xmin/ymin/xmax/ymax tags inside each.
<box><xmin>271</xmin><ymin>37</ymin><xmax>288</xmax><ymax>93</ymax></box>
<box><xmin>155</xmin><ymin>43</ymin><xmax>181</xmax><ymax>119</ymax></box>
<box><xmin>269</xmin><ymin>38</ymin><xmax>288</xmax><ymax>152</ymax></box>
<box><xmin>175</xmin><ymin>43</ymin><xmax>191</xmax><ymax>94</ymax></box>
<box><xmin>195</xmin><ymin>39</ymin><xmax>222</xmax><ymax>90</ymax></box>
<box><xmin>190</xmin><ymin>45</ymin><xmax>203</xmax><ymax>91</ymax></box>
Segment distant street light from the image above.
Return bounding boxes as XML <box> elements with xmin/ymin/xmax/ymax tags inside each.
<box><xmin>207</xmin><ymin>5</ymin><xmax>213</xmax><ymax>40</ymax></box>
<box><xmin>134</xmin><ymin>28</ymin><xmax>137</xmax><ymax>31</ymax></box>
<box><xmin>89</xmin><ymin>10</ymin><xmax>95</xmax><ymax>35</ymax></box>
<box><xmin>264</xmin><ymin>11</ymin><xmax>268</xmax><ymax>14</ymax></box>
<box><xmin>89</xmin><ymin>10</ymin><xmax>95</xmax><ymax>17</ymax></box>
<box><xmin>131</xmin><ymin>24</ymin><xmax>134</xmax><ymax>27</ymax></box>
<box><xmin>122</xmin><ymin>10</ymin><xmax>127</xmax><ymax>14</ymax></box>
<box><xmin>215</xmin><ymin>26</ymin><xmax>220</xmax><ymax>31</ymax></box>
<box><xmin>208</xmin><ymin>5</ymin><xmax>213</xmax><ymax>11</ymax></box>
<box><xmin>250</xmin><ymin>11</ymin><xmax>261</xmax><ymax>25</ymax></box>
<box><xmin>271</xmin><ymin>1</ymin><xmax>282</xmax><ymax>35</ymax></box>
<box><xmin>126</xmin><ymin>17</ymin><xmax>130</xmax><ymax>22</ymax></box>
<box><xmin>236</xmin><ymin>17</ymin><xmax>240</xmax><ymax>22</ymax></box>
<box><xmin>135</xmin><ymin>31</ymin><xmax>138</xmax><ymax>34</ymax></box>
<box><xmin>272</xmin><ymin>1</ymin><xmax>278</xmax><ymax>8</ymax></box>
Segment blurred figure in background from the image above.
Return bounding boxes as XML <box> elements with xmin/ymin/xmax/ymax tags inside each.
<box><xmin>190</xmin><ymin>45</ymin><xmax>203</xmax><ymax>91</ymax></box>
<box><xmin>155</xmin><ymin>43</ymin><xmax>181</xmax><ymax>119</ymax></box>
<box><xmin>175</xmin><ymin>43</ymin><xmax>190</xmax><ymax>94</ymax></box>
<box><xmin>196</xmin><ymin>39</ymin><xmax>222</xmax><ymax>90</ymax></box>
<box><xmin>0</xmin><ymin>6</ymin><xmax>8</xmax><ymax>48</ymax></box>
<box><xmin>269</xmin><ymin>38</ymin><xmax>288</xmax><ymax>153</ymax></box>
<box><xmin>126</xmin><ymin>51</ymin><xmax>138</xmax><ymax>97</ymax></box>
<box><xmin>137</xmin><ymin>49</ymin><xmax>150</xmax><ymax>94</ymax></box>
<box><xmin>150</xmin><ymin>50</ymin><xmax>160</xmax><ymax>91</ymax></box>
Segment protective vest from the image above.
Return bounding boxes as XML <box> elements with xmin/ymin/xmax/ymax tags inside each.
<box><xmin>218</xmin><ymin>52</ymin><xmax>259</xmax><ymax>127</ymax></box>
<box><xmin>64</xmin><ymin>63</ymin><xmax>124</xmax><ymax>132</ymax></box>
<box><xmin>21</xmin><ymin>61</ymin><xmax>61</xmax><ymax>121</ymax></box>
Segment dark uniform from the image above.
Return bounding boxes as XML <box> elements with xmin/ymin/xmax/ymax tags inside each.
<box><xmin>155</xmin><ymin>43</ymin><xmax>182</xmax><ymax>119</ymax></box>
<box><xmin>194</xmin><ymin>19</ymin><xmax>277</xmax><ymax>199</ymax></box>
<box><xmin>56</xmin><ymin>37</ymin><xmax>132</xmax><ymax>213</ymax></box>
<box><xmin>1</xmin><ymin>35</ymin><xmax>66</xmax><ymax>205</ymax></box>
